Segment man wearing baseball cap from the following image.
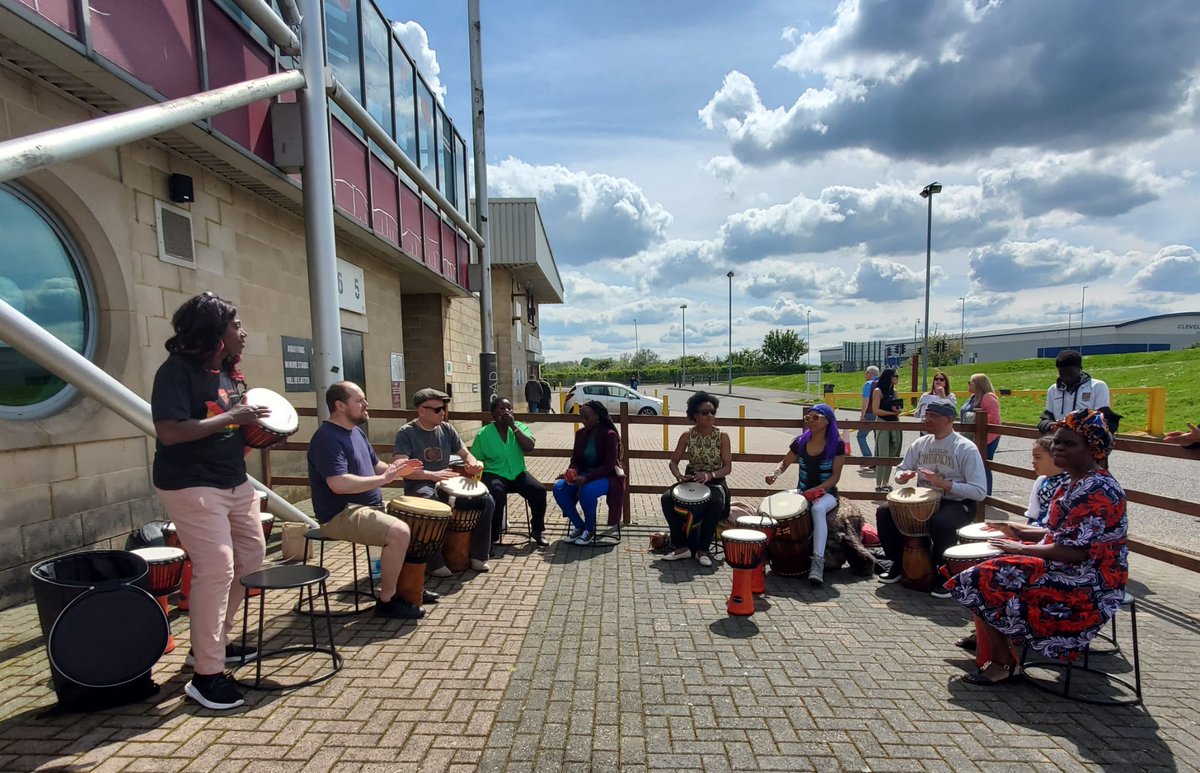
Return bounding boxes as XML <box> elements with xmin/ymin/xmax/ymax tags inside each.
<box><xmin>874</xmin><ymin>399</ymin><xmax>987</xmax><ymax>598</ymax></box>
<box><xmin>393</xmin><ymin>387</ymin><xmax>496</xmax><ymax>575</ymax></box>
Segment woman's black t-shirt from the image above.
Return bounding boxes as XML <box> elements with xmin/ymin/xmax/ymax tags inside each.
<box><xmin>150</xmin><ymin>355</ymin><xmax>247</xmax><ymax>490</ymax></box>
<box><xmin>878</xmin><ymin>392</ymin><xmax>903</xmax><ymax>422</ymax></box>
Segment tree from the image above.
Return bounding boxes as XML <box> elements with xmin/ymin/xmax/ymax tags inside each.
<box><xmin>760</xmin><ymin>329</ymin><xmax>808</xmax><ymax>369</ymax></box>
<box><xmin>730</xmin><ymin>348</ymin><xmax>762</xmax><ymax>370</ymax></box>
<box><xmin>927</xmin><ymin>332</ymin><xmax>964</xmax><ymax>367</ymax></box>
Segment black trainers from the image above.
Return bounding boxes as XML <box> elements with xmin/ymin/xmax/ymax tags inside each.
<box><xmin>877</xmin><ymin>568</ymin><xmax>902</xmax><ymax>584</ymax></box>
<box><xmin>184</xmin><ymin>643</ymin><xmax>259</xmax><ymax>668</ymax></box>
<box><xmin>374</xmin><ymin>597</ymin><xmax>424</xmax><ymax>620</ymax></box>
<box><xmin>930</xmin><ymin>579</ymin><xmax>953</xmax><ymax>599</ymax></box>
<box><xmin>185</xmin><ymin>672</ymin><xmax>245</xmax><ymax>710</ymax></box>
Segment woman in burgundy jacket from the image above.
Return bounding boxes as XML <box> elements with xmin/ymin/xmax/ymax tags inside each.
<box><xmin>553</xmin><ymin>400</ymin><xmax>624</xmax><ymax>544</ymax></box>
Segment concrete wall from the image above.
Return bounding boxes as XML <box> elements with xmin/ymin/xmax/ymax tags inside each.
<box><xmin>0</xmin><ymin>64</ymin><xmax>477</xmax><ymax>607</ymax></box>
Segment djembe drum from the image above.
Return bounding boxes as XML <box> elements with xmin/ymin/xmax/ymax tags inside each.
<box><xmin>956</xmin><ymin>522</ymin><xmax>1000</xmax><ymax>543</ymax></box>
<box><xmin>759</xmin><ymin>491</ymin><xmax>811</xmax><ymax>577</ymax></box>
<box><xmin>721</xmin><ymin>529</ymin><xmax>767</xmax><ymax>616</ymax></box>
<box><xmin>886</xmin><ymin>486</ymin><xmax>941</xmax><ymax>592</ymax></box>
<box><xmin>240</xmin><ymin>387</ymin><xmax>299</xmax><ymax>448</ymax></box>
<box><xmin>943</xmin><ymin>542</ymin><xmax>1002</xmax><ymax>667</ymax></box>
<box><xmin>669</xmin><ymin>482</ymin><xmax>711</xmax><ymax>550</ymax></box>
<box><xmin>162</xmin><ymin>523</ymin><xmax>193</xmax><ymax>611</ymax></box>
<box><xmin>438</xmin><ymin>476</ymin><xmax>489</xmax><ymax>572</ymax></box>
<box><xmin>735</xmin><ymin>514</ymin><xmax>777</xmax><ymax>594</ymax></box>
<box><xmin>129</xmin><ymin>546</ymin><xmax>186</xmax><ymax>653</ymax></box>
<box><xmin>386</xmin><ymin>496</ymin><xmax>452</xmax><ymax>607</ymax></box>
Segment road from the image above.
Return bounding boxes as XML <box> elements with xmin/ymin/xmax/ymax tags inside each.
<box><xmin>641</xmin><ymin>382</ymin><xmax>1200</xmax><ymax>557</ymax></box>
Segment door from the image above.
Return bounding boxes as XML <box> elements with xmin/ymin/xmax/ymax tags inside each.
<box><xmin>341</xmin><ymin>330</ymin><xmax>366</xmax><ymax>389</ymax></box>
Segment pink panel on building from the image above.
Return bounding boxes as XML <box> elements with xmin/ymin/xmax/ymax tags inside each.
<box><xmin>457</xmin><ymin>235</ymin><xmax>470</xmax><ymax>287</ymax></box>
<box><xmin>90</xmin><ymin>0</ymin><xmax>200</xmax><ymax>99</ymax></box>
<box><xmin>422</xmin><ymin>205</ymin><xmax>441</xmax><ymax>271</ymax></box>
<box><xmin>369</xmin><ymin>156</ymin><xmax>399</xmax><ymax>245</ymax></box>
<box><xmin>440</xmin><ymin>220</ymin><xmax>457</xmax><ymax>280</ymax></box>
<box><xmin>15</xmin><ymin>0</ymin><xmax>78</xmax><ymax>34</ymax></box>
<box><xmin>330</xmin><ymin>119</ymin><xmax>369</xmax><ymax>226</ymax></box>
<box><xmin>203</xmin><ymin>1</ymin><xmax>276</xmax><ymax>161</ymax></box>
<box><xmin>399</xmin><ymin>184</ymin><xmax>423</xmax><ymax>260</ymax></box>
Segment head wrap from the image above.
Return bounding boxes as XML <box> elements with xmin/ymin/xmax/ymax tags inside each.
<box><xmin>795</xmin><ymin>403</ymin><xmax>842</xmax><ymax>462</ymax></box>
<box><xmin>1058</xmin><ymin>408</ymin><xmax>1114</xmax><ymax>461</ymax></box>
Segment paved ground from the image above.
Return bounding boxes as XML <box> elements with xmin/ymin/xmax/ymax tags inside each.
<box><xmin>0</xmin><ymin>419</ymin><xmax>1196</xmax><ymax>771</ymax></box>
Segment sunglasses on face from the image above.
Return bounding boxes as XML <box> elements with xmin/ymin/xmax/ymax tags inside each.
<box><xmin>934</xmin><ymin>377</ymin><xmax>946</xmax><ymax>381</ymax></box>
<box><xmin>804</xmin><ymin>414</ymin><xmax>824</xmax><ymax>422</ymax></box>
<box><xmin>698</xmin><ymin>409</ymin><xmax>717</xmax><ymax>416</ymax></box>
<box><xmin>420</xmin><ymin>404</ymin><xmax>446</xmax><ymax>413</ymax></box>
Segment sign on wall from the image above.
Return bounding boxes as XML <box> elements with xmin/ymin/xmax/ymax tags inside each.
<box><xmin>390</xmin><ymin>352</ymin><xmax>405</xmax><ymax>408</ymax></box>
<box><xmin>337</xmin><ymin>258</ymin><xmax>366</xmax><ymax>314</ymax></box>
<box><xmin>281</xmin><ymin>336</ymin><xmax>313</xmax><ymax>392</ymax></box>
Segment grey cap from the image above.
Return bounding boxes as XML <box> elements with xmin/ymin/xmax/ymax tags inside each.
<box><xmin>925</xmin><ymin>400</ymin><xmax>957</xmax><ymax>418</ymax></box>
<box><xmin>412</xmin><ymin>387</ymin><xmax>451</xmax><ymax>406</ymax></box>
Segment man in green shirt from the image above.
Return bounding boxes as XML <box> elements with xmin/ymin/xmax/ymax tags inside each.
<box><xmin>471</xmin><ymin>396</ymin><xmax>548</xmax><ymax>547</ymax></box>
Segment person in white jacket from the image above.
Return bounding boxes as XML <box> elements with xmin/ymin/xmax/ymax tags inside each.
<box><xmin>1037</xmin><ymin>350</ymin><xmax>1115</xmax><ymax>433</ymax></box>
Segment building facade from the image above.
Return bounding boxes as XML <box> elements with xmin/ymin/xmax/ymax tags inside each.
<box><xmin>822</xmin><ymin>312</ymin><xmax>1200</xmax><ymax>371</ymax></box>
<box><xmin>0</xmin><ymin>0</ymin><xmax>485</xmax><ymax>605</ymax></box>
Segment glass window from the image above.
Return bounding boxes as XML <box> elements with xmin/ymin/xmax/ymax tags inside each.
<box><xmin>0</xmin><ymin>184</ymin><xmax>95</xmax><ymax>418</ymax></box>
<box><xmin>325</xmin><ymin>0</ymin><xmax>361</xmax><ymax>102</ymax></box>
<box><xmin>416</xmin><ymin>78</ymin><xmax>437</xmax><ymax>183</ymax></box>
<box><xmin>455</xmin><ymin>133</ymin><xmax>469</xmax><ymax>215</ymax></box>
<box><xmin>361</xmin><ymin>3</ymin><xmax>391</xmax><ymax>137</ymax></box>
<box><xmin>391</xmin><ymin>41</ymin><xmax>416</xmax><ymax>160</ymax></box>
<box><xmin>211</xmin><ymin>0</ymin><xmax>271</xmax><ymax>49</ymax></box>
<box><xmin>441</xmin><ymin>111</ymin><xmax>456</xmax><ymax>208</ymax></box>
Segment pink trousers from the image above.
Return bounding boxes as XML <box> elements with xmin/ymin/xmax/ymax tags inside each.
<box><xmin>155</xmin><ymin>481</ymin><xmax>265</xmax><ymax>675</ymax></box>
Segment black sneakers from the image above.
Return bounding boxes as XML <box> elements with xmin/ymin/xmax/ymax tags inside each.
<box><xmin>374</xmin><ymin>597</ymin><xmax>425</xmax><ymax>620</ymax></box>
<box><xmin>185</xmin><ymin>672</ymin><xmax>245</xmax><ymax>710</ymax></box>
<box><xmin>877</xmin><ymin>568</ymin><xmax>902</xmax><ymax>584</ymax></box>
<box><xmin>184</xmin><ymin>643</ymin><xmax>259</xmax><ymax>668</ymax></box>
<box><xmin>930</xmin><ymin>579</ymin><xmax>954</xmax><ymax>599</ymax></box>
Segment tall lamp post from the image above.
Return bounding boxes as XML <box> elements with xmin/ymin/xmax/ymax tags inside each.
<box><xmin>958</xmin><ymin>296</ymin><xmax>966</xmax><ymax>364</ymax></box>
<box><xmin>680</xmin><ymin>303</ymin><xmax>688</xmax><ymax>387</ymax></box>
<box><xmin>1079</xmin><ymin>285</ymin><xmax>1088</xmax><ymax>355</ymax></box>
<box><xmin>919</xmin><ymin>182</ymin><xmax>942</xmax><ymax>392</ymax></box>
<box><xmin>633</xmin><ymin>317</ymin><xmax>639</xmax><ymax>380</ymax></box>
<box><xmin>726</xmin><ymin>271</ymin><xmax>734</xmax><ymax>394</ymax></box>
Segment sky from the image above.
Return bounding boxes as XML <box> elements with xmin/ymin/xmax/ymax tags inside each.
<box><xmin>382</xmin><ymin>0</ymin><xmax>1200</xmax><ymax>363</ymax></box>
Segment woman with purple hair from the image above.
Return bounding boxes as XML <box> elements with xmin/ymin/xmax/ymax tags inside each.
<box><xmin>765</xmin><ymin>403</ymin><xmax>845</xmax><ymax>585</ymax></box>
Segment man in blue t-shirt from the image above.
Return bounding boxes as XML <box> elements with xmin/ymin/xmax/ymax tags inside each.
<box><xmin>308</xmin><ymin>381</ymin><xmax>426</xmax><ymax>620</ymax></box>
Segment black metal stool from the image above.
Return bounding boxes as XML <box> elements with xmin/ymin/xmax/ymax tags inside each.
<box><xmin>296</xmin><ymin>528</ymin><xmax>376</xmax><ymax>616</ymax></box>
<box><xmin>1020</xmin><ymin>591</ymin><xmax>1142</xmax><ymax>706</ymax></box>
<box><xmin>235</xmin><ymin>564</ymin><xmax>343</xmax><ymax>690</ymax></box>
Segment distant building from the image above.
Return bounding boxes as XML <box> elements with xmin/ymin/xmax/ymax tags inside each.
<box><xmin>822</xmin><ymin>312</ymin><xmax>1200</xmax><ymax>371</ymax></box>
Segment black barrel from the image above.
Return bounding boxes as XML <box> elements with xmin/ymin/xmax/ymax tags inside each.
<box><xmin>30</xmin><ymin>550</ymin><xmax>168</xmax><ymax>711</ymax></box>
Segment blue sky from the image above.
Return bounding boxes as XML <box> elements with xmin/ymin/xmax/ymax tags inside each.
<box><xmin>383</xmin><ymin>0</ymin><xmax>1200</xmax><ymax>362</ymax></box>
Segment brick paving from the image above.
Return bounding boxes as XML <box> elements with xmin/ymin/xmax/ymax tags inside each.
<box><xmin>0</xmin><ymin>419</ymin><xmax>1196</xmax><ymax>771</ymax></box>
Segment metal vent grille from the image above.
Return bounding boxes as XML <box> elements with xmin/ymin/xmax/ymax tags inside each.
<box><xmin>155</xmin><ymin>202</ymin><xmax>195</xmax><ymax>268</ymax></box>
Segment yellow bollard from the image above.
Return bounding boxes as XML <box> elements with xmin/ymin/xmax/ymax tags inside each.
<box><xmin>559</xmin><ymin>389</ymin><xmax>567</xmax><ymax>414</ymax></box>
<box><xmin>662</xmin><ymin>394</ymin><xmax>670</xmax><ymax>451</ymax></box>
<box><xmin>739</xmin><ymin>404</ymin><xmax>746</xmax><ymax>454</ymax></box>
<box><xmin>1146</xmin><ymin>386</ymin><xmax>1167</xmax><ymax>436</ymax></box>
<box><xmin>572</xmin><ymin>401</ymin><xmax>580</xmax><ymax>434</ymax></box>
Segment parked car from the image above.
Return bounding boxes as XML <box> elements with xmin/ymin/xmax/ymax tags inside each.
<box><xmin>563</xmin><ymin>381</ymin><xmax>662</xmax><ymax>415</ymax></box>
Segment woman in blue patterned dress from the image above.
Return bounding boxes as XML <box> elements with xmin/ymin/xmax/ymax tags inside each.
<box><xmin>948</xmin><ymin>408</ymin><xmax>1127</xmax><ymax>685</ymax></box>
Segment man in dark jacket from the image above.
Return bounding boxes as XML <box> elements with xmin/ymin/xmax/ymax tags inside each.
<box><xmin>524</xmin><ymin>378</ymin><xmax>542</xmax><ymax>413</ymax></box>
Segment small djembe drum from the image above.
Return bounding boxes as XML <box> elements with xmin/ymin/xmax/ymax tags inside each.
<box><xmin>887</xmin><ymin>486</ymin><xmax>941</xmax><ymax>592</ymax></box>
<box><xmin>438</xmin><ymin>476</ymin><xmax>489</xmax><ymax>572</ymax></box>
<box><xmin>129</xmin><ymin>546</ymin><xmax>186</xmax><ymax>653</ymax></box>
<box><xmin>956</xmin><ymin>522</ymin><xmax>1000</xmax><ymax>543</ymax></box>
<box><xmin>759</xmin><ymin>491</ymin><xmax>812</xmax><ymax>577</ymax></box>
<box><xmin>735</xmin><ymin>514</ymin><xmax>777</xmax><ymax>594</ymax></box>
<box><xmin>943</xmin><ymin>542</ymin><xmax>1002</xmax><ymax>666</ymax></box>
<box><xmin>721</xmin><ymin>528</ymin><xmax>767</xmax><ymax>617</ymax></box>
<box><xmin>386</xmin><ymin>496</ymin><xmax>452</xmax><ymax>607</ymax></box>
<box><xmin>162</xmin><ymin>523</ymin><xmax>193</xmax><ymax>612</ymax></box>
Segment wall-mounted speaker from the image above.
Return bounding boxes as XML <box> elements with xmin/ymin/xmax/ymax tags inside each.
<box><xmin>168</xmin><ymin>174</ymin><xmax>194</xmax><ymax>203</ymax></box>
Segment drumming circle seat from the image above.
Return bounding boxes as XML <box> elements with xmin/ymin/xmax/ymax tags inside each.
<box><xmin>298</xmin><ymin>527</ymin><xmax>376</xmax><ymax>617</ymax></box>
<box><xmin>235</xmin><ymin>564</ymin><xmax>343</xmax><ymax>690</ymax></box>
<box><xmin>887</xmin><ymin>486</ymin><xmax>940</xmax><ymax>592</ymax></box>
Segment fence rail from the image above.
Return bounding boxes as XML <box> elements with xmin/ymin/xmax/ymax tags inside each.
<box><xmin>263</xmin><ymin>405</ymin><xmax>1198</xmax><ymax>571</ymax></box>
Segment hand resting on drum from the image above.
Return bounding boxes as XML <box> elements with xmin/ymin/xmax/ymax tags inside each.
<box><xmin>895</xmin><ymin>469</ymin><xmax>917</xmax><ymax>484</ymax></box>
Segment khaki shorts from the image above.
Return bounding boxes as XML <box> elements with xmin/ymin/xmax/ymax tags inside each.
<box><xmin>319</xmin><ymin>504</ymin><xmax>403</xmax><ymax>546</ymax></box>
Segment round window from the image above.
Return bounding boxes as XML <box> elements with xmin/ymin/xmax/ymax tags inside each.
<box><xmin>0</xmin><ymin>183</ymin><xmax>96</xmax><ymax>420</ymax></box>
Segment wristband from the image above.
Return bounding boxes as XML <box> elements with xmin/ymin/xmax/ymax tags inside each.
<box><xmin>773</xmin><ymin>467</ymin><xmax>784</xmax><ymax>477</ymax></box>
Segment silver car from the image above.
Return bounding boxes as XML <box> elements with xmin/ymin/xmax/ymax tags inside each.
<box><xmin>563</xmin><ymin>381</ymin><xmax>663</xmax><ymax>415</ymax></box>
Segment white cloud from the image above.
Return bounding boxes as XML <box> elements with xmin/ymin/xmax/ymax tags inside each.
<box><xmin>391</xmin><ymin>21</ymin><xmax>447</xmax><ymax>102</ymax></box>
<box><xmin>978</xmin><ymin>153</ymin><xmax>1173</xmax><ymax>218</ymax></box>
<box><xmin>968</xmin><ymin>239</ymin><xmax>1121</xmax><ymax>292</ymax></box>
<box><xmin>1132</xmin><ymin>245</ymin><xmax>1200</xmax><ymax>292</ymax></box>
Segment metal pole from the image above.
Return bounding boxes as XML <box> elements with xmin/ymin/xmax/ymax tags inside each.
<box><xmin>0</xmin><ymin>70</ymin><xmax>304</xmax><ymax>184</ymax></box>
<box><xmin>0</xmin><ymin>298</ymin><xmax>315</xmax><ymax>525</ymax></box>
<box><xmin>680</xmin><ymin>304</ymin><xmax>688</xmax><ymax>386</ymax></box>
<box><xmin>276</xmin><ymin>0</ymin><xmax>303</xmax><ymax>28</ymax></box>
<box><xmin>959</xmin><ymin>296</ymin><xmax>965</xmax><ymax>364</ymax></box>
<box><xmin>327</xmin><ymin>78</ymin><xmax>483</xmax><ymax>247</ymax></box>
<box><xmin>921</xmin><ymin>192</ymin><xmax>932</xmax><ymax>392</ymax></box>
<box><xmin>726</xmin><ymin>270</ymin><xmax>734</xmax><ymax>394</ymax></box>
<box><xmin>469</xmin><ymin>0</ymin><xmax>497</xmax><ymax>408</ymax></box>
<box><xmin>232</xmin><ymin>0</ymin><xmax>300</xmax><ymax>52</ymax></box>
<box><xmin>634</xmin><ymin>317</ymin><xmax>639</xmax><ymax>380</ymax></box>
<box><xmin>298</xmin><ymin>0</ymin><xmax>342</xmax><ymax>421</ymax></box>
<box><xmin>1080</xmin><ymin>285</ymin><xmax>1088</xmax><ymax>355</ymax></box>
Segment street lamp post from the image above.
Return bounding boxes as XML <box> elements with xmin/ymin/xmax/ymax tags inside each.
<box><xmin>919</xmin><ymin>182</ymin><xmax>942</xmax><ymax>392</ymax></box>
<box><xmin>1079</xmin><ymin>285</ymin><xmax>1088</xmax><ymax>355</ymax></box>
<box><xmin>680</xmin><ymin>303</ymin><xmax>688</xmax><ymax>387</ymax></box>
<box><xmin>958</xmin><ymin>296</ymin><xmax>966</xmax><ymax>365</ymax></box>
<box><xmin>726</xmin><ymin>271</ymin><xmax>734</xmax><ymax>394</ymax></box>
<box><xmin>633</xmin><ymin>317</ymin><xmax>639</xmax><ymax>380</ymax></box>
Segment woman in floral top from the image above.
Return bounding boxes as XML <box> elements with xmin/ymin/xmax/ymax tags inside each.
<box><xmin>948</xmin><ymin>408</ymin><xmax>1127</xmax><ymax>685</ymax></box>
<box><xmin>660</xmin><ymin>391</ymin><xmax>732</xmax><ymax>567</ymax></box>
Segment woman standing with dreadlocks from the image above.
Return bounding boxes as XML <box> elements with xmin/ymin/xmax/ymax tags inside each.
<box><xmin>151</xmin><ymin>293</ymin><xmax>268</xmax><ymax>710</ymax></box>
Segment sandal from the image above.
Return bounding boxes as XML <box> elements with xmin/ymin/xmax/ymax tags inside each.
<box><xmin>955</xmin><ymin>633</ymin><xmax>978</xmax><ymax>652</ymax></box>
<box><xmin>961</xmin><ymin>661</ymin><xmax>1021</xmax><ymax>686</ymax></box>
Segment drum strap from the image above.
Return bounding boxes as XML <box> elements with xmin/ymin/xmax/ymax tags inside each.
<box><xmin>672</xmin><ymin>505</ymin><xmax>698</xmax><ymax>534</ymax></box>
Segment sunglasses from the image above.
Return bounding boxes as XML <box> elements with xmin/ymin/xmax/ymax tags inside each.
<box><xmin>420</xmin><ymin>404</ymin><xmax>446</xmax><ymax>413</ymax></box>
<box><xmin>934</xmin><ymin>376</ymin><xmax>947</xmax><ymax>382</ymax></box>
<box><xmin>803</xmin><ymin>413</ymin><xmax>825</xmax><ymax>422</ymax></box>
<box><xmin>698</xmin><ymin>409</ymin><xmax>717</xmax><ymax>416</ymax></box>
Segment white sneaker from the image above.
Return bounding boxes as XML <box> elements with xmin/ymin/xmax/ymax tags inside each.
<box><xmin>573</xmin><ymin>530</ymin><xmax>593</xmax><ymax>545</ymax></box>
<box><xmin>429</xmin><ymin>566</ymin><xmax>453</xmax><ymax>578</ymax></box>
<box><xmin>566</xmin><ymin>527</ymin><xmax>582</xmax><ymax>541</ymax></box>
<box><xmin>696</xmin><ymin>554</ymin><xmax>713</xmax><ymax>567</ymax></box>
<box><xmin>470</xmin><ymin>559</ymin><xmax>491</xmax><ymax>572</ymax></box>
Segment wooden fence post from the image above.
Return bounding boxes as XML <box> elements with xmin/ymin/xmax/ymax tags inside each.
<box><xmin>620</xmin><ymin>402</ymin><xmax>632</xmax><ymax>524</ymax></box>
